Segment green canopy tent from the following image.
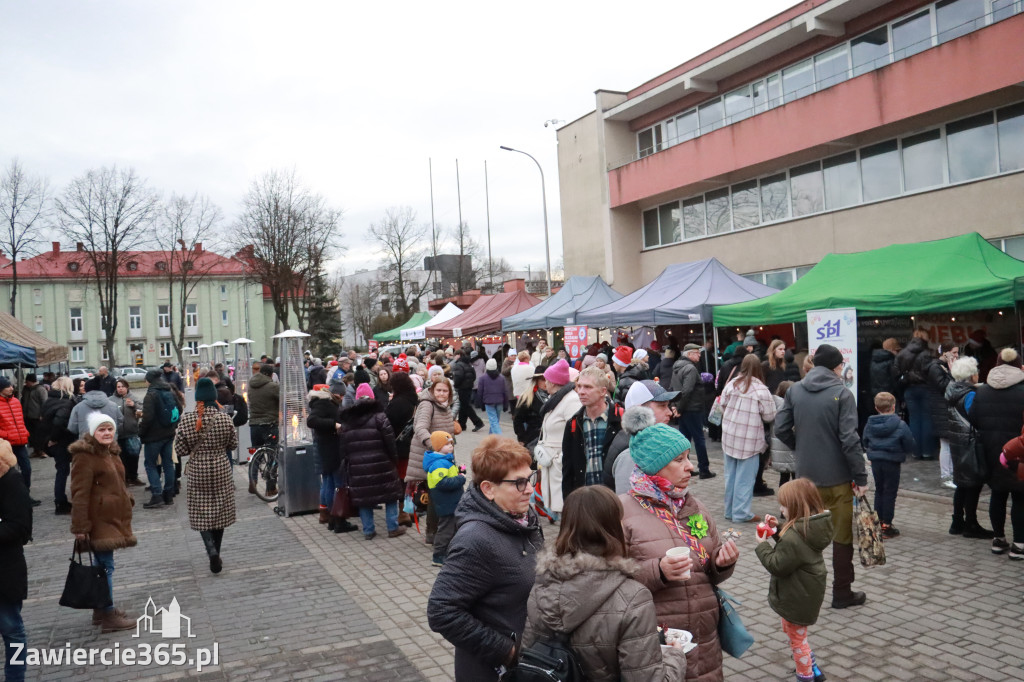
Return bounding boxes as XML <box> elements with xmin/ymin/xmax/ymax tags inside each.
<box><xmin>372</xmin><ymin>312</ymin><xmax>434</xmax><ymax>343</ymax></box>
<box><xmin>714</xmin><ymin>233</ymin><xmax>1024</xmax><ymax>326</ymax></box>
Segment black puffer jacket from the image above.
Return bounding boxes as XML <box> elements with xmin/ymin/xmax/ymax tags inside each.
<box><xmin>385</xmin><ymin>391</ymin><xmax>417</xmax><ymax>461</ymax></box>
<box><xmin>671</xmin><ymin>356</ymin><xmax>704</xmax><ymax>413</ymax></box>
<box><xmin>40</xmin><ymin>390</ymin><xmax>76</xmax><ymax>447</ymax></box>
<box><xmin>306</xmin><ymin>388</ymin><xmax>341</xmax><ymax>475</ymax></box>
<box><xmin>339</xmin><ymin>399</ymin><xmax>401</xmax><ymax>506</ymax></box>
<box><xmin>968</xmin><ymin>365</ymin><xmax>1024</xmax><ymax>493</ymax></box>
<box><xmin>0</xmin><ymin>445</ymin><xmax>32</xmax><ymax>603</ymax></box>
<box><xmin>945</xmin><ymin>380</ymin><xmax>978</xmax><ymax>486</ymax></box>
<box><xmin>894</xmin><ymin>337</ymin><xmax>932</xmax><ymax>387</ymax></box>
<box><xmin>869</xmin><ymin>349</ymin><xmax>897</xmax><ymax>397</ymax></box>
<box><xmin>427</xmin><ymin>484</ymin><xmax>544</xmax><ymax>681</ymax></box>
<box><xmin>139</xmin><ymin>378</ymin><xmax>177</xmax><ymax>444</ymax></box>
<box><xmin>513</xmin><ymin>389</ymin><xmax>546</xmax><ymax>446</ymax></box>
<box><xmin>925</xmin><ymin>359</ymin><xmax>953</xmax><ymax>440</ymax></box>
<box><xmin>616</xmin><ymin>364</ymin><xmax>648</xmax><ymax>403</ymax></box>
<box><xmin>452</xmin><ymin>356</ymin><xmax>476</xmax><ymax>392</ymax></box>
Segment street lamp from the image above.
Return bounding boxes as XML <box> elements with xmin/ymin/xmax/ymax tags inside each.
<box><xmin>499</xmin><ymin>145</ymin><xmax>552</xmax><ymax>298</ymax></box>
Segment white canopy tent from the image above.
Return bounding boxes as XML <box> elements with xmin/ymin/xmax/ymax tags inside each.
<box><xmin>400</xmin><ymin>302</ymin><xmax>463</xmax><ymax>341</ymax></box>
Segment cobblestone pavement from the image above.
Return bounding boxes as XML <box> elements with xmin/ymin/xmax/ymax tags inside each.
<box><xmin>18</xmin><ymin>412</ymin><xmax>1024</xmax><ymax>681</ymax></box>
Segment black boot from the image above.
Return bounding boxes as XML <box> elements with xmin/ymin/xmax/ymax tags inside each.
<box><xmin>949</xmin><ymin>514</ymin><xmax>965</xmax><ymax>535</ymax></box>
<box><xmin>162</xmin><ymin>489</ymin><xmax>174</xmax><ymax>505</ymax></box>
<box><xmin>200</xmin><ymin>531</ymin><xmax>222</xmax><ymax>574</ymax></box>
<box><xmin>962</xmin><ymin>519</ymin><xmax>995</xmax><ymax>539</ymax></box>
<box><xmin>830</xmin><ymin>542</ymin><xmax>866</xmax><ymax>608</ymax></box>
<box><xmin>332</xmin><ymin>517</ymin><xmax>358</xmax><ymax>533</ymax></box>
<box><xmin>211</xmin><ymin>528</ymin><xmax>224</xmax><ymax>553</ymax></box>
<box><xmin>143</xmin><ymin>494</ymin><xmax>164</xmax><ymax>509</ymax></box>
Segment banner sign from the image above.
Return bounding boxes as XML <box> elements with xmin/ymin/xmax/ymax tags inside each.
<box><xmin>807</xmin><ymin>308</ymin><xmax>858</xmax><ymax>402</ymax></box>
<box><xmin>367</xmin><ymin>340</ymin><xmax>378</xmax><ymax>351</ymax></box>
<box><xmin>564</xmin><ymin>326</ymin><xmax>588</xmax><ymax>361</ymax></box>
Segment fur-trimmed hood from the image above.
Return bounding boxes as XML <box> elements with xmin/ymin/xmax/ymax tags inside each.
<box><xmin>531</xmin><ymin>550</ymin><xmax>639</xmax><ymax>633</ymax></box>
<box><xmin>0</xmin><ymin>438</ymin><xmax>16</xmax><ymax>477</ymax></box>
<box><xmin>621</xmin><ymin>405</ymin><xmax>656</xmax><ymax>435</ymax></box>
<box><xmin>68</xmin><ymin>434</ymin><xmax>121</xmax><ymax>458</ymax></box>
<box><xmin>307</xmin><ymin>386</ymin><xmax>334</xmax><ymax>402</ymax></box>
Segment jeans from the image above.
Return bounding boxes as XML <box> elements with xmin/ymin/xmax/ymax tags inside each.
<box><xmin>11</xmin><ymin>444</ymin><xmax>29</xmax><ymax>491</ymax></box>
<box><xmin>249</xmin><ymin>423</ymin><xmax>278</xmax><ymax>448</ymax></box>
<box><xmin>903</xmin><ymin>385</ymin><xmax>934</xmax><ymax>457</ymax></box>
<box><xmin>485</xmin><ymin>404</ymin><xmax>502</xmax><ymax>434</ymax></box>
<box><xmin>989</xmin><ymin>489</ymin><xmax>1024</xmax><ymax>543</ymax></box>
<box><xmin>359</xmin><ymin>501</ymin><xmax>398</xmax><ymax>536</ymax></box>
<box><xmin>679</xmin><ymin>411</ymin><xmax>710</xmax><ymax>473</ymax></box>
<box><xmin>51</xmin><ymin>442</ymin><xmax>71</xmax><ymax>504</ymax></box>
<box><xmin>457</xmin><ymin>388</ymin><xmax>483</xmax><ymax>429</ymax></box>
<box><xmin>870</xmin><ymin>460</ymin><xmax>901</xmax><ymax>525</ymax></box>
<box><xmin>92</xmin><ymin>550</ymin><xmax>115</xmax><ymax>612</ymax></box>
<box><xmin>0</xmin><ymin>600</ymin><xmax>25</xmax><ymax>682</ymax></box>
<box><xmin>722</xmin><ymin>453</ymin><xmax>759</xmax><ymax>521</ymax></box>
<box><xmin>143</xmin><ymin>438</ymin><xmax>175</xmax><ymax>495</ymax></box>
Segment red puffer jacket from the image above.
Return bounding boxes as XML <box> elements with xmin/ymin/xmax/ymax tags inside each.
<box><xmin>0</xmin><ymin>397</ymin><xmax>29</xmax><ymax>446</ymax></box>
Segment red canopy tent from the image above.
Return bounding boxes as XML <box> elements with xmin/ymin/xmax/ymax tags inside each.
<box><xmin>425</xmin><ymin>290</ymin><xmax>542</xmax><ymax>338</ymax></box>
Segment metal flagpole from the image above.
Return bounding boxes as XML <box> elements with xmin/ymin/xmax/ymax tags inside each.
<box><xmin>485</xmin><ymin>160</ymin><xmax>493</xmax><ymax>291</ymax></box>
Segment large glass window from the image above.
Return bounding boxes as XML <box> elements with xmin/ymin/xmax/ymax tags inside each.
<box><xmin>705</xmin><ymin>189</ymin><xmax>732</xmax><ymax>235</ymax></box>
<box><xmin>698</xmin><ymin>98</ymin><xmax>724</xmax><ymax>133</ymax></box>
<box><xmin>947</xmin><ymin>112</ymin><xmax>997</xmax><ymax>182</ymax></box>
<box><xmin>157</xmin><ymin>304</ymin><xmax>170</xmax><ymax>330</ymax></box>
<box><xmin>724</xmin><ymin>86</ymin><xmax>753</xmax><ymax>124</ymax></box>
<box><xmin>790</xmin><ymin>162</ymin><xmax>824</xmax><ymax>217</ymax></box>
<box><xmin>822</xmin><ymin>152</ymin><xmax>860</xmax><ymax>209</ymax></box>
<box><xmin>69</xmin><ymin>308</ymin><xmax>83</xmax><ymax>333</ymax></box>
<box><xmin>892</xmin><ymin>10</ymin><xmax>932</xmax><ymax>61</ymax></box>
<box><xmin>997</xmin><ymin>103</ymin><xmax>1024</xmax><ymax>173</ymax></box>
<box><xmin>731</xmin><ymin>181</ymin><xmax>760</xmax><ymax>229</ymax></box>
<box><xmin>760</xmin><ymin>173</ymin><xmax>789</xmax><ymax>222</ymax></box>
<box><xmin>673</xmin><ymin>111</ymin><xmax>698</xmax><ymax>143</ymax></box>
<box><xmin>782</xmin><ymin>59</ymin><xmax>814</xmax><ymax>102</ymax></box>
<box><xmin>643</xmin><ymin>209</ymin><xmax>659</xmax><ymax>248</ymax></box>
<box><xmin>765</xmin><ymin>270</ymin><xmax>796</xmax><ymax>290</ymax></box>
<box><xmin>71</xmin><ymin>345</ymin><xmax>84</xmax><ymax>362</ymax></box>
<box><xmin>129</xmin><ymin>305</ymin><xmax>141</xmax><ymax>331</ymax></box>
<box><xmin>638</xmin><ymin>126</ymin><xmax>662</xmax><ymax>157</ymax></box>
<box><xmin>851</xmin><ymin>26</ymin><xmax>890</xmax><ymax>76</ymax></box>
<box><xmin>993</xmin><ymin>0</ymin><xmax>1018</xmax><ymax>21</ymax></box>
<box><xmin>682</xmin><ymin>197</ymin><xmax>706</xmax><ymax>239</ymax></box>
<box><xmin>902</xmin><ymin>129</ymin><xmax>944</xmax><ymax>191</ymax></box>
<box><xmin>860</xmin><ymin>140</ymin><xmax>902</xmax><ymax>201</ymax></box>
<box><xmin>936</xmin><ymin>0</ymin><xmax>987</xmax><ymax>43</ymax></box>
<box><xmin>185</xmin><ymin>303</ymin><xmax>198</xmax><ymax>328</ymax></box>
<box><xmin>766</xmin><ymin>75</ymin><xmax>782</xmax><ymax>108</ymax></box>
<box><xmin>815</xmin><ymin>45</ymin><xmax>850</xmax><ymax>90</ymax></box>
<box><xmin>659</xmin><ymin>203</ymin><xmax>681</xmax><ymax>245</ymax></box>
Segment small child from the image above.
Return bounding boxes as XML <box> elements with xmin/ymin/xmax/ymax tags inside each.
<box><xmin>862</xmin><ymin>391</ymin><xmax>915</xmax><ymax>538</ymax></box>
<box><xmin>423</xmin><ymin>431</ymin><xmax>465</xmax><ymax>567</ymax></box>
<box><xmin>755</xmin><ymin>479</ymin><xmax>833</xmax><ymax>682</ymax></box>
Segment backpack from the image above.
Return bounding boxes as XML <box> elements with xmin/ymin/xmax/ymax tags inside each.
<box><xmin>156</xmin><ymin>390</ymin><xmax>181</xmax><ymax>427</ymax></box>
<box><xmin>507</xmin><ymin>632</ymin><xmax>585</xmax><ymax>682</ymax></box>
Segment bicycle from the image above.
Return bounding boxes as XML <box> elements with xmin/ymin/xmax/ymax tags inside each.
<box><xmin>247</xmin><ymin>432</ymin><xmax>280</xmax><ymax>503</ymax></box>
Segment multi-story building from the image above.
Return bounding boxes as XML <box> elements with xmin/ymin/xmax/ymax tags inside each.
<box><xmin>558</xmin><ymin>0</ymin><xmax>1024</xmax><ymax>293</ymax></box>
<box><xmin>0</xmin><ymin>242</ymin><xmax>295</xmax><ymax>368</ymax></box>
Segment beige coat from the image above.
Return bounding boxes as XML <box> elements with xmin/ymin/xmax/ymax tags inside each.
<box><xmin>524</xmin><ymin>551</ymin><xmax>687</xmax><ymax>682</ymax></box>
<box><xmin>620</xmin><ymin>492</ymin><xmax>735</xmax><ymax>682</ymax></box>
<box><xmin>406</xmin><ymin>391</ymin><xmax>455</xmax><ymax>482</ymax></box>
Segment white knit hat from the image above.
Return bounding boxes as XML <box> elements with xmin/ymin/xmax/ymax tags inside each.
<box><xmin>87</xmin><ymin>412</ymin><xmax>116</xmax><ymax>437</ymax></box>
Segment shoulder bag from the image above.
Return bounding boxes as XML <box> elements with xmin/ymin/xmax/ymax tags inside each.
<box><xmin>715</xmin><ymin>587</ymin><xmax>754</xmax><ymax>658</ymax></box>
<box><xmin>59</xmin><ymin>542</ymin><xmax>113</xmax><ymax>610</ymax></box>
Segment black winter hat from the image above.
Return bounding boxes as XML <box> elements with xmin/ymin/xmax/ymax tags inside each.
<box><xmin>813</xmin><ymin>344</ymin><xmax>844</xmax><ymax>370</ymax></box>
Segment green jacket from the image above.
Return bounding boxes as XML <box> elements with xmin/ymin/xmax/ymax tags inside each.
<box><xmin>754</xmin><ymin>511</ymin><xmax>833</xmax><ymax>626</ymax></box>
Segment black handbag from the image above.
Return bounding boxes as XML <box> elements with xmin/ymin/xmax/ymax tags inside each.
<box><xmin>59</xmin><ymin>544</ymin><xmax>113</xmax><ymax>610</ymax></box>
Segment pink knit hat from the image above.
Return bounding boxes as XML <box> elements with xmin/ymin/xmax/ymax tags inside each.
<box><xmin>543</xmin><ymin>359</ymin><xmax>571</xmax><ymax>386</ymax></box>
<box><xmin>355</xmin><ymin>383</ymin><xmax>375</xmax><ymax>401</ymax></box>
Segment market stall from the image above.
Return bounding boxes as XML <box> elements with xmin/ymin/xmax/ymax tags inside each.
<box><xmin>373</xmin><ymin>311</ymin><xmax>434</xmax><ymax>344</ymax></box>
<box><xmin>0</xmin><ymin>310</ymin><xmax>67</xmax><ymax>366</ymax></box>
<box><xmin>400</xmin><ymin>302</ymin><xmax>463</xmax><ymax>341</ymax></box>
<box><xmin>501</xmin><ymin>276</ymin><xmax>622</xmax><ymax>331</ymax></box>
<box><xmin>425</xmin><ymin>290</ymin><xmax>541</xmax><ymax>338</ymax></box>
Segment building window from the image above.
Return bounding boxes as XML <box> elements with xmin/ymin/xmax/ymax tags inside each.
<box><xmin>936</xmin><ymin>0</ymin><xmax>987</xmax><ymax>44</ymax></box>
<box><xmin>730</xmin><ymin>180</ymin><xmax>760</xmax><ymax>230</ymax></box>
<box><xmin>638</xmin><ymin>125</ymin><xmax>663</xmax><ymax>158</ymax></box>
<box><xmin>221</xmin><ymin>310</ymin><xmax>228</xmax><ymax>326</ymax></box>
<box><xmin>946</xmin><ymin>112</ymin><xmax>997</xmax><ymax>183</ymax></box>
<box><xmin>186</xmin><ymin>340</ymin><xmax>200</xmax><ymax>356</ymax></box>
<box><xmin>34</xmin><ymin>316</ymin><xmax>42</xmax><ymax>332</ymax></box>
<box><xmin>724</xmin><ymin>86</ymin><xmax>754</xmax><ymax>125</ymax></box>
<box><xmin>127</xmin><ymin>261</ymin><xmax>138</xmax><ymax>271</ymax></box>
<box><xmin>993</xmin><ymin>0</ymin><xmax>1018</xmax><ymax>21</ymax></box>
<box><xmin>380</xmin><ymin>281</ymin><xmax>389</xmax><ymax>295</ymax></box>
<box><xmin>759</xmin><ymin>173</ymin><xmax>789</xmax><ymax>222</ymax></box>
<box><xmin>814</xmin><ymin>45</ymin><xmax>850</xmax><ymax>90</ymax></box>
<box><xmin>851</xmin><ymin>26</ymin><xmax>890</xmax><ymax>77</ymax></box>
<box><xmin>32</xmin><ymin>288</ymin><xmax>41</xmax><ymax>305</ymax></box>
<box><xmin>155</xmin><ymin>261</ymin><xmax>167</xmax><ymax>271</ymax></box>
<box><xmin>822</xmin><ymin>151</ymin><xmax>860</xmax><ymax>210</ymax></box>
<box><xmin>891</xmin><ymin>10</ymin><xmax>932</xmax><ymax>61</ymax></box>
<box><xmin>71</xmin><ymin>345</ymin><xmax>84</xmax><ymax>362</ymax></box>
<box><xmin>790</xmin><ymin>161</ymin><xmax>824</xmax><ymax>217</ymax></box>
<box><xmin>782</xmin><ymin>59</ymin><xmax>814</xmax><ymax>103</ymax></box>
<box><xmin>380</xmin><ymin>299</ymin><xmax>390</xmax><ymax>314</ymax></box>
<box><xmin>643</xmin><ymin>209</ymin><xmax>659</xmax><ymax>248</ymax></box>
<box><xmin>697</xmin><ymin>97</ymin><xmax>725</xmax><ymax>133</ymax></box>
<box><xmin>185</xmin><ymin>303</ymin><xmax>198</xmax><ymax>329</ymax></box>
<box><xmin>159</xmin><ymin>342</ymin><xmax>172</xmax><ymax>358</ymax></box>
<box><xmin>129</xmin><ymin>306</ymin><xmax>142</xmax><ymax>331</ymax></box>
<box><xmin>432</xmin><ymin>281</ymin><xmax>443</xmax><ymax>296</ymax></box>
<box><xmin>101</xmin><ymin>346</ymin><xmax>109</xmax><ymax>362</ymax></box>
<box><xmin>220</xmin><ymin>284</ymin><xmax>228</xmax><ymax>300</ymax></box>
<box><xmin>705</xmin><ymin>189</ymin><xmax>731</xmax><ymax>235</ymax></box>
<box><xmin>157</xmin><ymin>305</ymin><xmax>171</xmax><ymax>330</ymax></box>
<box><xmin>902</xmin><ymin>129</ymin><xmax>944</xmax><ymax>191</ymax></box>
<box><xmin>860</xmin><ymin>140</ymin><xmax>902</xmax><ymax>201</ymax></box>
<box><xmin>743</xmin><ymin>267</ymin><xmax>812</xmax><ymax>290</ymax></box>
<box><xmin>682</xmin><ymin>197</ymin><xmax>706</xmax><ymax>239</ymax></box>
<box><xmin>998</xmin><ymin>103</ymin><xmax>1024</xmax><ymax>173</ymax></box>
<box><xmin>69</xmin><ymin>307</ymin><xmax>83</xmax><ymax>333</ymax></box>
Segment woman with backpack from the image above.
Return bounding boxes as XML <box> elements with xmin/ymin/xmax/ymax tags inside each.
<box><xmin>523</xmin><ymin>485</ymin><xmax>688</xmax><ymax>681</ymax></box>
<box><xmin>40</xmin><ymin>376</ymin><xmax>77</xmax><ymax>515</ymax></box>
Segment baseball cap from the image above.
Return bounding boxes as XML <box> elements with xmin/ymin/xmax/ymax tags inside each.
<box><xmin>624</xmin><ymin>379</ymin><xmax>680</xmax><ymax>409</ymax></box>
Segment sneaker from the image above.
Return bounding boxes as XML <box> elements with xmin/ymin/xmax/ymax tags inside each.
<box><xmin>431</xmin><ymin>554</ymin><xmax>445</xmax><ymax>567</ymax></box>
<box><xmin>143</xmin><ymin>494</ymin><xmax>165</xmax><ymax>509</ymax></box>
<box><xmin>1009</xmin><ymin>543</ymin><xmax>1024</xmax><ymax>561</ymax></box>
<box><xmin>364</xmin><ymin>532</ymin><xmax>377</xmax><ymax>541</ymax></box>
<box><xmin>698</xmin><ymin>471</ymin><xmax>717</xmax><ymax>480</ymax></box>
<box><xmin>992</xmin><ymin>537</ymin><xmax>1010</xmax><ymax>555</ymax></box>
<box><xmin>881</xmin><ymin>524</ymin><xmax>900</xmax><ymax>539</ymax></box>
<box><xmin>941</xmin><ymin>477</ymin><xmax>957</xmax><ymax>490</ymax></box>
<box><xmin>472</xmin><ymin>424</ymin><xmax>484</xmax><ymax>432</ymax></box>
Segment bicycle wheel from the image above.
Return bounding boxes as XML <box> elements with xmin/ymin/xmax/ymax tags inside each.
<box><xmin>248</xmin><ymin>447</ymin><xmax>280</xmax><ymax>502</ymax></box>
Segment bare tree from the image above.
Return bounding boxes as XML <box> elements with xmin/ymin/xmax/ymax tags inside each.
<box><xmin>367</xmin><ymin>206</ymin><xmax>433</xmax><ymax>317</ymax></box>
<box><xmin>333</xmin><ymin>272</ymin><xmax>381</xmax><ymax>348</ymax></box>
<box><xmin>158</xmin><ymin>193</ymin><xmax>223</xmax><ymax>369</ymax></box>
<box><xmin>54</xmin><ymin>166</ymin><xmax>159</xmax><ymax>366</ymax></box>
<box><xmin>233</xmin><ymin>169</ymin><xmax>342</xmax><ymax>340</ymax></box>
<box><xmin>449</xmin><ymin>221</ymin><xmax>479</xmax><ymax>295</ymax></box>
<box><xmin>0</xmin><ymin>159</ymin><xmax>50</xmax><ymax>314</ymax></box>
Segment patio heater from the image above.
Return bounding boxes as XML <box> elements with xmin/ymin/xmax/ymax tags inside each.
<box><xmin>210</xmin><ymin>341</ymin><xmax>228</xmax><ymax>368</ymax></box>
<box><xmin>231</xmin><ymin>338</ymin><xmax>254</xmax><ymax>397</ymax></box>
<box><xmin>197</xmin><ymin>344</ymin><xmax>211</xmax><ymax>368</ymax></box>
<box><xmin>273</xmin><ymin>329</ymin><xmax>318</xmax><ymax>516</ymax></box>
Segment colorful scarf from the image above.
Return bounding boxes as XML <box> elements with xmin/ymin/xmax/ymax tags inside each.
<box><xmin>629</xmin><ymin>467</ymin><xmax>710</xmax><ymax>564</ymax></box>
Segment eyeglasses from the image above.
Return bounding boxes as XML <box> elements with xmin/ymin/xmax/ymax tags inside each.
<box><xmin>499</xmin><ymin>470</ymin><xmax>539</xmax><ymax>492</ymax></box>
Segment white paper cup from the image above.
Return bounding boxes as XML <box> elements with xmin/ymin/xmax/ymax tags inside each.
<box><xmin>665</xmin><ymin>546</ymin><xmax>691</xmax><ymax>579</ymax></box>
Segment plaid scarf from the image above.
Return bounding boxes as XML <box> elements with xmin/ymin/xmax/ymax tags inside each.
<box><xmin>581</xmin><ymin>406</ymin><xmax>608</xmax><ymax>486</ymax></box>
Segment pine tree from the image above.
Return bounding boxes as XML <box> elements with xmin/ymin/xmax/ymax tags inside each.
<box><xmin>305</xmin><ymin>267</ymin><xmax>344</xmax><ymax>357</ymax></box>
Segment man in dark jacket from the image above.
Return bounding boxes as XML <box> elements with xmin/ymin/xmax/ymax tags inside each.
<box><xmin>20</xmin><ymin>374</ymin><xmax>47</xmax><ymax>459</ymax></box>
<box><xmin>139</xmin><ymin>369</ymin><xmax>179</xmax><ymax>509</ymax></box>
<box><xmin>671</xmin><ymin>343</ymin><xmax>715</xmax><ymax>479</ymax></box>
<box><xmin>603</xmin><ymin>380</ymin><xmax>678</xmax><ymax>489</ymax></box>
<box><xmin>0</xmin><ymin>441</ymin><xmax>32</xmax><ymax>682</ymax></box>
<box><xmin>776</xmin><ymin>344</ymin><xmax>869</xmax><ymax>609</ymax></box>
<box><xmin>562</xmin><ymin>367</ymin><xmax>622</xmax><ymax>500</ymax></box>
<box><xmin>85</xmin><ymin>366</ymin><xmax>118</xmax><ymax>396</ymax></box>
<box><xmin>161</xmin><ymin>362</ymin><xmax>185</xmax><ymax>393</ymax></box>
<box><xmin>452</xmin><ymin>350</ymin><xmax>484</xmax><ymax>432</ymax></box>
<box><xmin>893</xmin><ymin>336</ymin><xmax>936</xmax><ymax>458</ymax></box>
<box><xmin>306</xmin><ymin>359</ymin><xmax>327</xmax><ymax>390</ymax></box>
<box><xmin>869</xmin><ymin>338</ymin><xmax>900</xmax><ymax>399</ymax></box>
<box><xmin>248</xmin><ymin>363</ymin><xmax>280</xmax><ymax>448</ymax></box>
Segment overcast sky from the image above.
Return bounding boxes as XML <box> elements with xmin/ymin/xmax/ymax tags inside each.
<box><xmin>1</xmin><ymin>0</ymin><xmax>794</xmax><ymax>277</ymax></box>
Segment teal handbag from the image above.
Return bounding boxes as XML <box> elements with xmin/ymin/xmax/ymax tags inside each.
<box><xmin>715</xmin><ymin>587</ymin><xmax>754</xmax><ymax>658</ymax></box>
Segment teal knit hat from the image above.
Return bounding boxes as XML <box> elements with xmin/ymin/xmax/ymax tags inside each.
<box><xmin>194</xmin><ymin>377</ymin><xmax>218</xmax><ymax>404</ymax></box>
<box><xmin>629</xmin><ymin>423</ymin><xmax>692</xmax><ymax>475</ymax></box>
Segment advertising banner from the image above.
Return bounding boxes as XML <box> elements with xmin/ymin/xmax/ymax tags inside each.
<box><xmin>807</xmin><ymin>308</ymin><xmax>857</xmax><ymax>402</ymax></box>
<box><xmin>564</xmin><ymin>326</ymin><xmax>588</xmax><ymax>361</ymax></box>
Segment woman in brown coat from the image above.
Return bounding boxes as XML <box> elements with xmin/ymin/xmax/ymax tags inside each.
<box><xmin>70</xmin><ymin>413</ymin><xmax>137</xmax><ymax>632</ymax></box>
<box><xmin>175</xmin><ymin>378</ymin><xmax>237</xmax><ymax>574</ymax></box>
<box><xmin>407</xmin><ymin>378</ymin><xmax>456</xmax><ymax>544</ymax></box>
<box><xmin>620</xmin><ymin>424</ymin><xmax>740</xmax><ymax>682</ymax></box>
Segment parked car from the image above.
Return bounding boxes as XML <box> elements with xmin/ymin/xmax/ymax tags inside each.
<box><xmin>113</xmin><ymin>367</ymin><xmax>149</xmax><ymax>384</ymax></box>
<box><xmin>68</xmin><ymin>367</ymin><xmax>94</xmax><ymax>380</ymax></box>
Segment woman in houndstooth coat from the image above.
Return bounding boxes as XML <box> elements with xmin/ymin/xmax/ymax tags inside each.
<box><xmin>175</xmin><ymin>378</ymin><xmax>238</xmax><ymax>574</ymax></box>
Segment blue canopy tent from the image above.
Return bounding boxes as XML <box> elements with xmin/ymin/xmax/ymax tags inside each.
<box><xmin>501</xmin><ymin>276</ymin><xmax>622</xmax><ymax>331</ymax></box>
<box><xmin>0</xmin><ymin>339</ymin><xmax>37</xmax><ymax>368</ymax></box>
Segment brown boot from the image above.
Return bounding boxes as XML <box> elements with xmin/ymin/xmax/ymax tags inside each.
<box><xmin>830</xmin><ymin>542</ymin><xmax>866</xmax><ymax>608</ymax></box>
<box><xmin>99</xmin><ymin>609</ymin><xmax>136</xmax><ymax>633</ymax></box>
<box><xmin>92</xmin><ymin>607</ymin><xmax>126</xmax><ymax>625</ymax></box>
<box><xmin>318</xmin><ymin>507</ymin><xmax>330</xmax><ymax>524</ymax></box>
<box><xmin>248</xmin><ymin>480</ymin><xmax>257</xmax><ymax>495</ymax></box>
<box><xmin>397</xmin><ymin>511</ymin><xmax>413</xmax><ymax>527</ymax></box>
<box><xmin>388</xmin><ymin>527</ymin><xmax>408</xmax><ymax>539</ymax></box>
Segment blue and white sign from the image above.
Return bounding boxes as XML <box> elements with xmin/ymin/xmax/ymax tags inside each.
<box><xmin>807</xmin><ymin>307</ymin><xmax>858</xmax><ymax>402</ymax></box>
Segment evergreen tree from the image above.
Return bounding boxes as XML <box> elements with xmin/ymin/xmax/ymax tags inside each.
<box><xmin>306</xmin><ymin>267</ymin><xmax>344</xmax><ymax>357</ymax></box>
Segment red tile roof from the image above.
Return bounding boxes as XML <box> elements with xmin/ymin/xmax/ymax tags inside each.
<box><xmin>0</xmin><ymin>242</ymin><xmax>245</xmax><ymax>280</ymax></box>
